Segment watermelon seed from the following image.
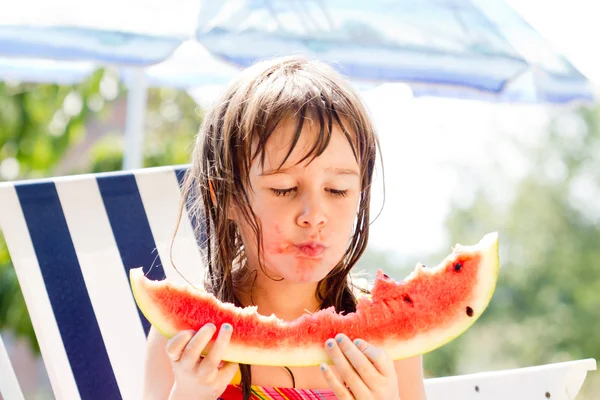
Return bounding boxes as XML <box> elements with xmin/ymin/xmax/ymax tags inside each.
<box><xmin>466</xmin><ymin>307</ymin><xmax>474</xmax><ymax>317</ymax></box>
<box><xmin>545</xmin><ymin>392</ymin><xmax>551</xmax><ymax>399</ymax></box>
<box><xmin>474</xmin><ymin>385</ymin><xmax>479</xmax><ymax>392</ymax></box>
<box><xmin>453</xmin><ymin>262</ymin><xmax>463</xmax><ymax>272</ymax></box>
<box><xmin>383</xmin><ymin>273</ymin><xmax>390</xmax><ymax>279</ymax></box>
<box><xmin>402</xmin><ymin>295</ymin><xmax>413</xmax><ymax>305</ymax></box>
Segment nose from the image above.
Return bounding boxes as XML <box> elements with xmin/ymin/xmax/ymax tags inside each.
<box><xmin>296</xmin><ymin>192</ymin><xmax>327</xmax><ymax>228</ymax></box>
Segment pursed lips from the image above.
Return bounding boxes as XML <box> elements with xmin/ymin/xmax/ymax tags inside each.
<box><xmin>294</xmin><ymin>242</ymin><xmax>325</xmax><ymax>258</ymax></box>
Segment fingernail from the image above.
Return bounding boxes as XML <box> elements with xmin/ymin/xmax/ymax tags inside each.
<box><xmin>320</xmin><ymin>364</ymin><xmax>326</xmax><ymax>371</ymax></box>
<box><xmin>204</xmin><ymin>323</ymin><xmax>215</xmax><ymax>331</ymax></box>
<box><xmin>222</xmin><ymin>323</ymin><xmax>232</xmax><ymax>331</ymax></box>
<box><xmin>354</xmin><ymin>339</ymin><xmax>361</xmax><ymax>346</ymax></box>
<box><xmin>336</xmin><ymin>335</ymin><xmax>344</xmax><ymax>344</ymax></box>
<box><xmin>326</xmin><ymin>339</ymin><xmax>335</xmax><ymax>348</ymax></box>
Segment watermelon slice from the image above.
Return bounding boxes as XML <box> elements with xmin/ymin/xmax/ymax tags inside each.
<box><xmin>131</xmin><ymin>232</ymin><xmax>499</xmax><ymax>366</ymax></box>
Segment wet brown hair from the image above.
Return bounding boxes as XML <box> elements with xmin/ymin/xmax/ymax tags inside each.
<box><xmin>172</xmin><ymin>56</ymin><xmax>380</xmax><ymax>398</ymax></box>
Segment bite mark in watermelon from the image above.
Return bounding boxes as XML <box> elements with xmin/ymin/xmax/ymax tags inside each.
<box><xmin>130</xmin><ymin>232</ymin><xmax>499</xmax><ymax>366</ymax></box>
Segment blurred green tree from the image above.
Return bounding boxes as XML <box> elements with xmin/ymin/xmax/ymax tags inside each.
<box><xmin>0</xmin><ymin>70</ymin><xmax>108</xmax><ymax>180</ymax></box>
<box><xmin>431</xmin><ymin>104</ymin><xmax>600</xmax><ymax>398</ymax></box>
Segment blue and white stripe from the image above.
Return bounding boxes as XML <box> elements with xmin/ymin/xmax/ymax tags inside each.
<box><xmin>0</xmin><ymin>165</ymin><xmax>203</xmax><ymax>400</ymax></box>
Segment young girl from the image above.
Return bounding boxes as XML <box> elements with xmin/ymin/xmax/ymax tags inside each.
<box><xmin>143</xmin><ymin>56</ymin><xmax>427</xmax><ymax>400</ymax></box>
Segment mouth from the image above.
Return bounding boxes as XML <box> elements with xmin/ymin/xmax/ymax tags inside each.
<box><xmin>295</xmin><ymin>242</ymin><xmax>326</xmax><ymax>258</ymax></box>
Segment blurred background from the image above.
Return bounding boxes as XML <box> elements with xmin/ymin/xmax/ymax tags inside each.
<box><xmin>1</xmin><ymin>0</ymin><xmax>599</xmax><ymax>398</ymax></box>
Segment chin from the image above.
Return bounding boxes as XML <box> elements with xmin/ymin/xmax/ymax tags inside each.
<box><xmin>286</xmin><ymin>258</ymin><xmax>337</xmax><ymax>284</ymax></box>
<box><xmin>263</xmin><ymin>252</ymin><xmax>341</xmax><ymax>283</ymax></box>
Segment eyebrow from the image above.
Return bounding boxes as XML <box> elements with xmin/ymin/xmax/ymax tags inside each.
<box><xmin>259</xmin><ymin>166</ymin><xmax>359</xmax><ymax>177</ymax></box>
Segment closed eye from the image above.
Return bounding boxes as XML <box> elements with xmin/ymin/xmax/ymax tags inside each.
<box><xmin>271</xmin><ymin>187</ymin><xmax>348</xmax><ymax>198</ymax></box>
<box><xmin>271</xmin><ymin>187</ymin><xmax>297</xmax><ymax>197</ymax></box>
<box><xmin>328</xmin><ymin>189</ymin><xmax>348</xmax><ymax>198</ymax></box>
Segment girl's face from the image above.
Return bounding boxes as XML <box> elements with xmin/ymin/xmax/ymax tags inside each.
<box><xmin>235</xmin><ymin>118</ymin><xmax>362</xmax><ymax>283</ymax></box>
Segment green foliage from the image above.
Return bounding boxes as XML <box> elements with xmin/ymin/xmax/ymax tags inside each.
<box><xmin>0</xmin><ymin>70</ymin><xmax>107</xmax><ymax>179</ymax></box>
<box><xmin>86</xmin><ymin>87</ymin><xmax>202</xmax><ymax>173</ymax></box>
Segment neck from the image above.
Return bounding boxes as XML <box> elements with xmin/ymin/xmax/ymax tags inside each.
<box><xmin>239</xmin><ymin>269</ymin><xmax>322</xmax><ymax>321</ymax></box>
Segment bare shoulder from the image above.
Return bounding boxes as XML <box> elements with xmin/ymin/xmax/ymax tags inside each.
<box><xmin>394</xmin><ymin>355</ymin><xmax>427</xmax><ymax>400</ymax></box>
<box><xmin>143</xmin><ymin>326</ymin><xmax>175</xmax><ymax>399</ymax></box>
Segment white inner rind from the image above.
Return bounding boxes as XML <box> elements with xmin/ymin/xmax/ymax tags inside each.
<box><xmin>131</xmin><ymin>232</ymin><xmax>500</xmax><ymax>367</ymax></box>
<box><xmin>130</xmin><ymin>269</ymin><xmax>176</xmax><ymax>338</ymax></box>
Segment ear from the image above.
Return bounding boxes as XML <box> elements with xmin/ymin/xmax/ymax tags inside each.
<box><xmin>227</xmin><ymin>203</ymin><xmax>240</xmax><ymax>222</ymax></box>
<box><xmin>210</xmin><ymin>180</ymin><xmax>241</xmax><ymax>222</ymax></box>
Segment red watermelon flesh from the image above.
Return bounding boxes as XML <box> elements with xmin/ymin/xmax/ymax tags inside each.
<box><xmin>130</xmin><ymin>232</ymin><xmax>499</xmax><ymax>366</ymax></box>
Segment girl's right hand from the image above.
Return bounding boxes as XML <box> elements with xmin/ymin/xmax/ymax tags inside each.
<box><xmin>165</xmin><ymin>323</ymin><xmax>239</xmax><ymax>400</ymax></box>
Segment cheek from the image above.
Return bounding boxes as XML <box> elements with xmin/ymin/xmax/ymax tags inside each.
<box><xmin>246</xmin><ymin>197</ymin><xmax>282</xmax><ymax>234</ymax></box>
<box><xmin>333</xmin><ymin>198</ymin><xmax>360</xmax><ymax>231</ymax></box>
<box><xmin>263</xmin><ymin>223</ymin><xmax>291</xmax><ymax>255</ymax></box>
<box><xmin>256</xmin><ymin>206</ymin><xmax>290</xmax><ymax>253</ymax></box>
<box><xmin>253</xmin><ymin>197</ymin><xmax>286</xmax><ymax>223</ymax></box>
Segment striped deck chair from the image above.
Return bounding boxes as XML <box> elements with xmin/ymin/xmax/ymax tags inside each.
<box><xmin>0</xmin><ymin>166</ymin><xmax>596</xmax><ymax>400</ymax></box>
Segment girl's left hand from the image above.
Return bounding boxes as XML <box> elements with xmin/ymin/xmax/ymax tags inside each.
<box><xmin>321</xmin><ymin>333</ymin><xmax>400</xmax><ymax>400</ymax></box>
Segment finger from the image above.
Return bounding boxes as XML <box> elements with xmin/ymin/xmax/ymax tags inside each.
<box><xmin>320</xmin><ymin>363</ymin><xmax>353</xmax><ymax>400</ymax></box>
<box><xmin>354</xmin><ymin>338</ymin><xmax>395</xmax><ymax>377</ymax></box>
<box><xmin>202</xmin><ymin>323</ymin><xmax>233</xmax><ymax>370</ymax></box>
<box><xmin>165</xmin><ymin>330</ymin><xmax>196</xmax><ymax>362</ymax></box>
<box><xmin>216</xmin><ymin>361</ymin><xmax>240</xmax><ymax>387</ymax></box>
<box><xmin>325</xmin><ymin>338</ymin><xmax>370</xmax><ymax>398</ymax></box>
<box><xmin>197</xmin><ymin>357</ymin><xmax>226</xmax><ymax>369</ymax></box>
<box><xmin>209</xmin><ymin>362</ymin><xmax>240</xmax><ymax>399</ymax></box>
<box><xmin>335</xmin><ymin>334</ymin><xmax>380</xmax><ymax>391</ymax></box>
<box><xmin>180</xmin><ymin>324</ymin><xmax>217</xmax><ymax>365</ymax></box>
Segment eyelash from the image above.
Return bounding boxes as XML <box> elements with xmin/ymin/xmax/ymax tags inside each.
<box><xmin>329</xmin><ymin>189</ymin><xmax>348</xmax><ymax>198</ymax></box>
<box><xmin>271</xmin><ymin>188</ymin><xmax>348</xmax><ymax>198</ymax></box>
<box><xmin>272</xmin><ymin>188</ymin><xmax>296</xmax><ymax>197</ymax></box>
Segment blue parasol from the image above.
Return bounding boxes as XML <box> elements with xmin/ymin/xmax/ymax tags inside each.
<box><xmin>0</xmin><ymin>0</ymin><xmax>594</xmax><ymax>168</ymax></box>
